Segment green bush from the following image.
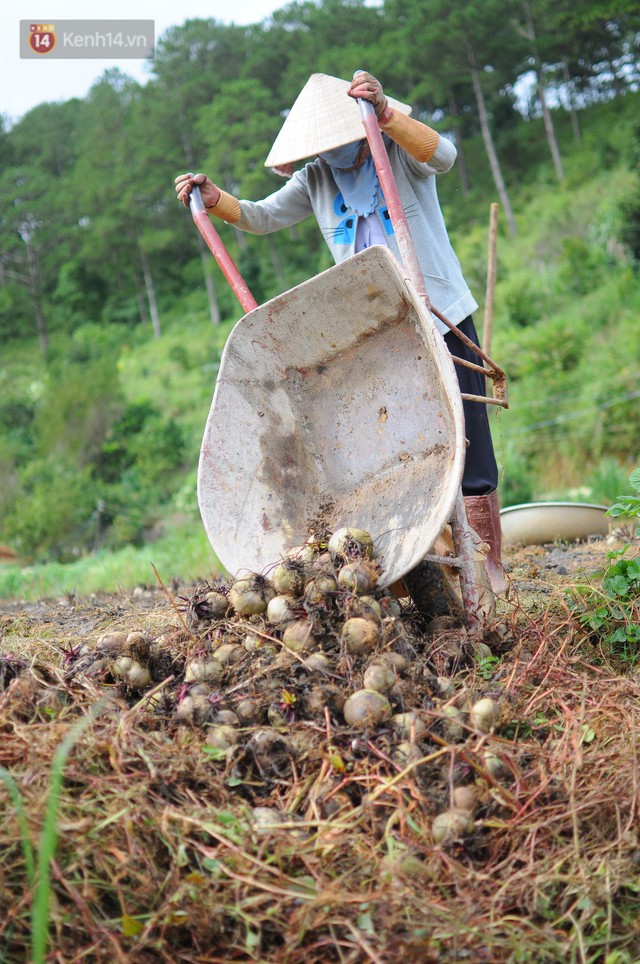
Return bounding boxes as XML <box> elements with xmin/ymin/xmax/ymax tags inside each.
<box><xmin>51</xmin><ymin>261</ymin><xmax>110</xmax><ymax>328</ymax></box>
<box><xmin>98</xmin><ymin>405</ymin><xmax>186</xmax><ymax>496</ymax></box>
<box><xmin>0</xmin><ymin>438</ymin><xmax>19</xmax><ymax>520</ymax></box>
<box><xmin>126</xmin><ymin>415</ymin><xmax>186</xmax><ymax>499</ymax></box>
<box><xmin>172</xmin><ymin>467</ymin><xmax>199</xmax><ymax>518</ymax></box>
<box><xmin>558</xmin><ymin>236</ymin><xmax>607</xmax><ymax>295</ymax></box>
<box><xmin>2</xmin><ymin>459</ymin><xmax>98</xmax><ymax>561</ymax></box>
<box><xmin>0</xmin><ymin>396</ymin><xmax>36</xmax><ymax>465</ymax></box>
<box><xmin>0</xmin><ymin>283</ymin><xmax>34</xmax><ymax>343</ymax></box>
<box><xmin>597</xmin><ymin>382</ymin><xmax>640</xmax><ymax>461</ymax></box>
<box><xmin>1</xmin><ymin>364</ymin><xmax>188</xmax><ymax>559</ymax></box>
<box><xmin>502</xmin><ymin>275</ymin><xmax>544</xmax><ymax>328</ymax></box>
<box><xmin>33</xmin><ymin>355</ymin><xmax>124</xmax><ymax>465</ymax></box>
<box><xmin>94</xmin><ymin>402</ymin><xmax>188</xmax><ymax>546</ymax></box>
<box><xmin>66</xmin><ymin>320</ymin><xmax>132</xmax><ymax>363</ymax></box>
<box><xmin>96</xmin><ymin>401</ymin><xmax>158</xmax><ymax>484</ymax></box>
<box><xmin>168</xmin><ymin>344</ymin><xmax>192</xmax><ymax>370</ymax></box>
<box><xmin>620</xmin><ymin>186</ymin><xmax>640</xmax><ymax>264</ymax></box>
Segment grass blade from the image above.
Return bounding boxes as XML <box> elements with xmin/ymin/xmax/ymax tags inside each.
<box><xmin>0</xmin><ymin>768</ymin><xmax>35</xmax><ymax>886</ymax></box>
<box><xmin>30</xmin><ymin>700</ymin><xmax>107</xmax><ymax>964</ymax></box>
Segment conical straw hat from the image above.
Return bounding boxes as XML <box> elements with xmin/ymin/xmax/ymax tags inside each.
<box><xmin>265</xmin><ymin>73</ymin><xmax>412</xmax><ymax>168</ymax></box>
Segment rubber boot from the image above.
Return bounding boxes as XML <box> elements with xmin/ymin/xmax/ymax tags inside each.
<box><xmin>464</xmin><ymin>490</ymin><xmax>507</xmax><ymax>594</ymax></box>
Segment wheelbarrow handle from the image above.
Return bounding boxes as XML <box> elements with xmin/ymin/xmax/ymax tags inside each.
<box><xmin>355</xmin><ymin>79</ymin><xmax>508</xmax><ymax>409</ymax></box>
<box><xmin>189</xmin><ymin>184</ymin><xmax>258</xmax><ymax>314</ymax></box>
<box><xmin>355</xmin><ymin>85</ymin><xmax>430</xmax><ymax>309</ymax></box>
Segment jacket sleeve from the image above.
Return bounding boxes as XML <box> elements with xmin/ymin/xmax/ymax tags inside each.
<box><xmin>235</xmin><ymin>170</ymin><xmax>315</xmax><ymax>234</ymax></box>
<box><xmin>380</xmin><ymin>108</ymin><xmax>457</xmax><ymax>177</ymax></box>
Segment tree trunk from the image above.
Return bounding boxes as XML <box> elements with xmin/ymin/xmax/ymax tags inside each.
<box><xmin>25</xmin><ymin>240</ymin><xmax>48</xmax><ymax>353</ymax></box>
<box><xmin>466</xmin><ymin>39</ymin><xmax>517</xmax><ymax>238</ymax></box>
<box><xmin>562</xmin><ymin>61</ymin><xmax>581</xmax><ymax>141</ymax></box>
<box><xmin>448</xmin><ymin>90</ymin><xmax>469</xmax><ymax>195</ymax></box>
<box><xmin>536</xmin><ymin>66</ymin><xmax>564</xmax><ymax>181</ymax></box>
<box><xmin>200</xmin><ymin>247</ymin><xmax>221</xmax><ymax>325</ymax></box>
<box><xmin>522</xmin><ymin>0</ymin><xmax>564</xmax><ymax>182</ymax></box>
<box><xmin>33</xmin><ymin>297</ymin><xmax>48</xmax><ymax>355</ymax></box>
<box><xmin>139</xmin><ymin>246</ymin><xmax>161</xmax><ymax>339</ymax></box>
<box><xmin>132</xmin><ymin>264</ymin><xmax>149</xmax><ymax>326</ymax></box>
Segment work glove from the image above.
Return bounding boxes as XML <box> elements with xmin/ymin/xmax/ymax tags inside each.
<box><xmin>175</xmin><ymin>172</ymin><xmax>221</xmax><ymax>209</ymax></box>
<box><xmin>347</xmin><ymin>71</ymin><xmax>388</xmax><ymax>118</ymax></box>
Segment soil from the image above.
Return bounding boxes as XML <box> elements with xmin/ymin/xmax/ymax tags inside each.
<box><xmin>1</xmin><ymin>531</ymin><xmax>639</xmax><ymax>963</ymax></box>
<box><xmin>0</xmin><ymin>532</ymin><xmax>615</xmax><ymax>631</ymax></box>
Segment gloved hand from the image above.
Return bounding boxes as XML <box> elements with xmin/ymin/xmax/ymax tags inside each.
<box><xmin>348</xmin><ymin>71</ymin><xmax>388</xmax><ymax>118</ymax></box>
<box><xmin>174</xmin><ymin>172</ymin><xmax>221</xmax><ymax>209</ymax></box>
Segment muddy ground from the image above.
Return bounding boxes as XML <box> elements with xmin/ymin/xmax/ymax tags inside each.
<box><xmin>0</xmin><ymin>533</ymin><xmax>618</xmax><ymax>636</ymax></box>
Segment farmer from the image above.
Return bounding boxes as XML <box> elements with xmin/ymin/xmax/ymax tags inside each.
<box><xmin>175</xmin><ymin>71</ymin><xmax>505</xmax><ymax>592</ymax></box>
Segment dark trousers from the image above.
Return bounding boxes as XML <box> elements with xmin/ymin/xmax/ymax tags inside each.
<box><xmin>444</xmin><ymin>316</ymin><xmax>498</xmax><ymax>497</ymax></box>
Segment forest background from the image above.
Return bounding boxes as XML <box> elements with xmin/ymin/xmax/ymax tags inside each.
<box><xmin>0</xmin><ymin>0</ymin><xmax>639</xmax><ymax>598</ymax></box>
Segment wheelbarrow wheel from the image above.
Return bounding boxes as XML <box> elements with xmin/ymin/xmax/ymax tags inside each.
<box><xmin>403</xmin><ymin>561</ymin><xmax>465</xmax><ymax>623</ymax></box>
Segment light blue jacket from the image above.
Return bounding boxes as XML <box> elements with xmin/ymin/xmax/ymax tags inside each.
<box><xmin>236</xmin><ymin>134</ymin><xmax>477</xmax><ymax>334</ymax></box>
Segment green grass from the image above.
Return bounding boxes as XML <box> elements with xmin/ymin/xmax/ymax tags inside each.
<box><xmin>0</xmin><ymin>519</ymin><xmax>223</xmax><ymax>602</ymax></box>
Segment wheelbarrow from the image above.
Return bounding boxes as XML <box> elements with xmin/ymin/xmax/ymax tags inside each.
<box><xmin>188</xmin><ymin>92</ymin><xmax>508</xmax><ymax>623</ymax></box>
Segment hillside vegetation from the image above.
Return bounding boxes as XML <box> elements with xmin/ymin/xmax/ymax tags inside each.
<box><xmin>0</xmin><ymin>0</ymin><xmax>638</xmax><ymax>598</ymax></box>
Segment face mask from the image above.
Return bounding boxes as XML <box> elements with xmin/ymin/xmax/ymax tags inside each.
<box><xmin>319</xmin><ymin>140</ymin><xmax>363</xmax><ymax>170</ymax></box>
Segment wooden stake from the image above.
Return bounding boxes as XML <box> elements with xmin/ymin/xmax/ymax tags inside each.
<box><xmin>482</xmin><ymin>202</ymin><xmax>499</xmax><ymax>393</ymax></box>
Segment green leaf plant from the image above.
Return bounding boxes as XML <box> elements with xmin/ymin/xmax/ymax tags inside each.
<box><xmin>606</xmin><ymin>467</ymin><xmax>640</xmax><ymax>537</ymax></box>
<box><xmin>568</xmin><ymin>469</ymin><xmax>640</xmax><ymax>664</ymax></box>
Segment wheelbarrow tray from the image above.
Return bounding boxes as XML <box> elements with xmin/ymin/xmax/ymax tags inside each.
<box><xmin>197</xmin><ymin>245</ymin><xmax>465</xmax><ymax>587</ymax></box>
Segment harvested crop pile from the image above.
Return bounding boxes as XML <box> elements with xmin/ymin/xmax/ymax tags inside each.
<box><xmin>1</xmin><ymin>532</ymin><xmax>640</xmax><ymax>962</ymax></box>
